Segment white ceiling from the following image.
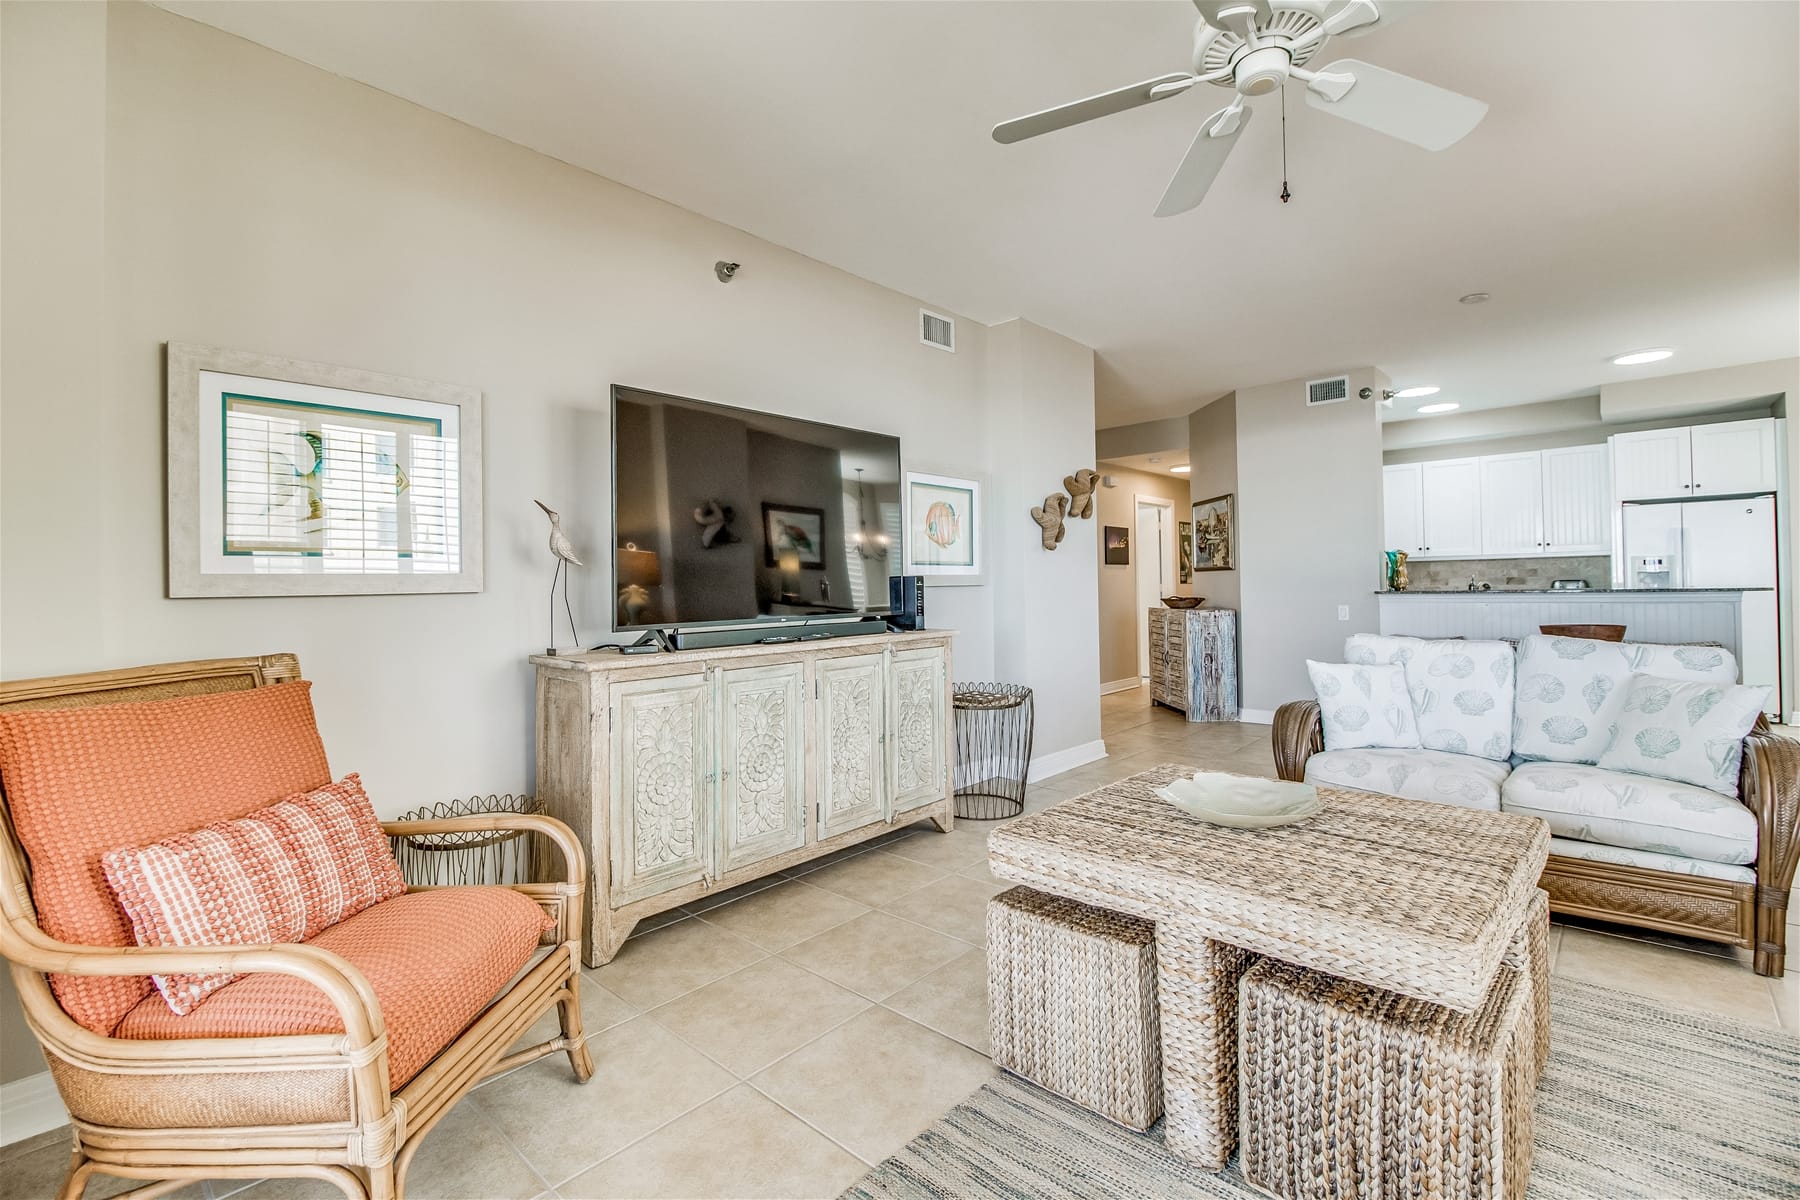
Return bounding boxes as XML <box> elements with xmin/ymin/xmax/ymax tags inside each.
<box><xmin>158</xmin><ymin>0</ymin><xmax>1800</xmax><ymax>429</ymax></box>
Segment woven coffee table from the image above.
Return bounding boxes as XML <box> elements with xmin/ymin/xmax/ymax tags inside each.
<box><xmin>986</xmin><ymin>764</ymin><xmax>1549</xmax><ymax>1169</ymax></box>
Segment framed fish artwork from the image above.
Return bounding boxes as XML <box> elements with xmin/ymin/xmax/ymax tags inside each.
<box><xmin>903</xmin><ymin>468</ymin><xmax>983</xmax><ymax>583</ymax></box>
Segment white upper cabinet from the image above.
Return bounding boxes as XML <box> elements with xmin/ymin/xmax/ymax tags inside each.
<box><xmin>1612</xmin><ymin>419</ymin><xmax>1779</xmax><ymax>501</ymax></box>
<box><xmin>1419</xmin><ymin>458</ymin><xmax>1483</xmax><ymax>558</ymax></box>
<box><xmin>1539</xmin><ymin>444</ymin><xmax>1612</xmax><ymax>555</ymax></box>
<box><xmin>1689</xmin><ymin>418</ymin><xmax>1779</xmax><ymax>496</ymax></box>
<box><xmin>1612</xmin><ymin>427</ymin><xmax>1692</xmax><ymax>500</ymax></box>
<box><xmin>1478</xmin><ymin>452</ymin><xmax>1545</xmax><ymax>556</ymax></box>
<box><xmin>1382</xmin><ymin>463</ymin><xmax>1424</xmax><ymax>554</ymax></box>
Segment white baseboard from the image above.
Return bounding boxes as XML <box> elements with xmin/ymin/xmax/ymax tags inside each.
<box><xmin>1028</xmin><ymin>739</ymin><xmax>1107</xmax><ymax>782</ymax></box>
<box><xmin>1099</xmin><ymin>678</ymin><xmax>1141</xmax><ymax>696</ymax></box>
<box><xmin>1238</xmin><ymin>707</ymin><xmax>1277</xmax><ymax>724</ymax></box>
<box><xmin>1</xmin><ymin>1070</ymin><xmax>66</xmax><ymax>1146</ymax></box>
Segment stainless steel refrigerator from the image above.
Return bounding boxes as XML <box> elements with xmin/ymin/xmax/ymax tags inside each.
<box><xmin>1620</xmin><ymin>495</ymin><xmax>1780</xmax><ymax>714</ymax></box>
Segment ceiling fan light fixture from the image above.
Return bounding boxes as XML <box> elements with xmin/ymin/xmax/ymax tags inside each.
<box><xmin>1610</xmin><ymin>348</ymin><xmax>1673</xmax><ymax>366</ymax></box>
<box><xmin>1392</xmin><ymin>386</ymin><xmax>1440</xmax><ymax>399</ymax></box>
<box><xmin>1417</xmin><ymin>402</ymin><xmax>1460</xmax><ymax>414</ymax></box>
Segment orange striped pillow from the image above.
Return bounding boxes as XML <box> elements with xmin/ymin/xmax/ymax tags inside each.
<box><xmin>101</xmin><ymin>774</ymin><xmax>406</xmax><ymax>1015</ymax></box>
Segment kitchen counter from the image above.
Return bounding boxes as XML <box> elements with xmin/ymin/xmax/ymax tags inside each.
<box><xmin>1376</xmin><ymin>588</ymin><xmax>1753</xmax><ymax>662</ymax></box>
<box><xmin>1378</xmin><ymin>587</ymin><xmax>1771</xmax><ymax>595</ymax></box>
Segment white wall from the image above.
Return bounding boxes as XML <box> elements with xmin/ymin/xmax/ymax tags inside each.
<box><xmin>1093</xmin><ymin>465</ymin><xmax>1195</xmax><ymax>687</ymax></box>
<box><xmin>1234</xmin><ymin>369</ymin><xmax>1387</xmax><ymax>715</ymax></box>
<box><xmin>0</xmin><ymin>1</ymin><xmax>1102</xmax><ymax>1103</ymax></box>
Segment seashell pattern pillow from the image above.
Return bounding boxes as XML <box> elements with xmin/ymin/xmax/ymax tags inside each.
<box><xmin>1344</xmin><ymin>634</ymin><xmax>1516</xmax><ymax>761</ymax></box>
<box><xmin>1512</xmin><ymin>635</ymin><xmax>1738</xmax><ymax>766</ymax></box>
<box><xmin>1307</xmin><ymin>661</ymin><xmax>1422</xmax><ymax>751</ymax></box>
<box><xmin>1595</xmin><ymin>673</ymin><xmax>1769</xmax><ymax>797</ymax></box>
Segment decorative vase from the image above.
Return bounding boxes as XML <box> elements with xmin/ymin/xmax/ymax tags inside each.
<box><xmin>1392</xmin><ymin>550</ymin><xmax>1409</xmax><ymax>592</ymax></box>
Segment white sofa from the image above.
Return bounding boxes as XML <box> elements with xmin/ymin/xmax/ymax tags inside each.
<box><xmin>1273</xmin><ymin>633</ymin><xmax>1798</xmax><ymax>977</ymax></box>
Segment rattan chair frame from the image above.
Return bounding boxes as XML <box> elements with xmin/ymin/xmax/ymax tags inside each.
<box><xmin>0</xmin><ymin>654</ymin><xmax>595</xmax><ymax>1200</ymax></box>
<box><xmin>1272</xmin><ymin>698</ymin><xmax>1798</xmax><ymax>978</ymax></box>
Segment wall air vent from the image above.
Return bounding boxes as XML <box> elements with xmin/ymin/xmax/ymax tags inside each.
<box><xmin>920</xmin><ymin>309</ymin><xmax>955</xmax><ymax>352</ymax></box>
<box><xmin>1305</xmin><ymin>375</ymin><xmax>1349</xmax><ymax>406</ymax></box>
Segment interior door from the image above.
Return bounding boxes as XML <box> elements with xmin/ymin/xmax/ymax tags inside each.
<box><xmin>1612</xmin><ymin>427</ymin><xmax>1692</xmax><ymax>500</ymax></box>
<box><xmin>1383</xmin><ymin>463</ymin><xmax>1423</xmax><ymax>554</ymax></box>
<box><xmin>1689</xmin><ymin>419</ymin><xmax>1778</xmax><ymax>496</ymax></box>
<box><xmin>1478</xmin><ymin>452</ymin><xmax>1544</xmax><ymax>555</ymax></box>
<box><xmin>815</xmin><ymin>653</ymin><xmax>887</xmax><ymax>838</ymax></box>
<box><xmin>1135</xmin><ymin>500</ymin><xmax>1171</xmax><ymax>679</ymax></box>
<box><xmin>1419</xmin><ymin>458</ymin><xmax>1483</xmax><ymax>558</ymax></box>
<box><xmin>609</xmin><ymin>673</ymin><xmax>712</xmax><ymax>905</ymax></box>
<box><xmin>1540</xmin><ymin>444</ymin><xmax>1611</xmax><ymax>555</ymax></box>
<box><xmin>888</xmin><ymin>646</ymin><xmax>948</xmax><ymax>817</ymax></box>
<box><xmin>715</xmin><ymin>662</ymin><xmax>806</xmax><ymax>875</ymax></box>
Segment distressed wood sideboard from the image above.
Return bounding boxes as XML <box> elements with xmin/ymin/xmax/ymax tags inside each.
<box><xmin>532</xmin><ymin>631</ymin><xmax>955</xmax><ymax>964</ymax></box>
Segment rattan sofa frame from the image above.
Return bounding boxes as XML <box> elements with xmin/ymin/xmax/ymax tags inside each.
<box><xmin>1272</xmin><ymin>700</ymin><xmax>1798</xmax><ymax>978</ymax></box>
<box><xmin>0</xmin><ymin>654</ymin><xmax>595</xmax><ymax>1200</ymax></box>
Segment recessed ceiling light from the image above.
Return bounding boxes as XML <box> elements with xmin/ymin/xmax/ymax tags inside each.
<box><xmin>1610</xmin><ymin>348</ymin><xmax>1673</xmax><ymax>366</ymax></box>
<box><xmin>1417</xmin><ymin>402</ymin><xmax>1460</xmax><ymax>414</ymax></box>
<box><xmin>1148</xmin><ymin>456</ymin><xmax>1162</xmax><ymax>463</ymax></box>
<box><xmin>1392</xmin><ymin>386</ymin><xmax>1440</xmax><ymax>399</ymax></box>
<box><xmin>1458</xmin><ymin>292</ymin><xmax>1491</xmax><ymax>305</ymax></box>
<box><xmin>1170</xmin><ymin>465</ymin><xmax>1190</xmax><ymax>474</ymax></box>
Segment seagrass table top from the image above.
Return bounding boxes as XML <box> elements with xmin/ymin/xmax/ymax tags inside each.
<box><xmin>987</xmin><ymin>764</ymin><xmax>1550</xmax><ymax>1012</ymax></box>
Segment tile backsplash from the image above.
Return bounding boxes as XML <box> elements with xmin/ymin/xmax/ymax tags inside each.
<box><xmin>1401</xmin><ymin>555</ymin><xmax>1611</xmax><ymax>591</ymax></box>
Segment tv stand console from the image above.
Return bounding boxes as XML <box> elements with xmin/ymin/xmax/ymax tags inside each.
<box><xmin>532</xmin><ymin>630</ymin><xmax>955</xmax><ymax>965</ymax></box>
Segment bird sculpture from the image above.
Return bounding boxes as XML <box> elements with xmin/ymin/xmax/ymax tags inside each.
<box><xmin>534</xmin><ymin>500</ymin><xmax>583</xmax><ymax>651</ymax></box>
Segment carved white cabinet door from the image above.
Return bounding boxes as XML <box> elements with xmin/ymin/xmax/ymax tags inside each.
<box><xmin>715</xmin><ymin>662</ymin><xmax>807</xmax><ymax>874</ymax></box>
<box><xmin>609</xmin><ymin>673</ymin><xmax>712</xmax><ymax>905</ymax></box>
<box><xmin>889</xmin><ymin>646</ymin><xmax>947</xmax><ymax>817</ymax></box>
<box><xmin>816</xmin><ymin>653</ymin><xmax>887</xmax><ymax>838</ymax></box>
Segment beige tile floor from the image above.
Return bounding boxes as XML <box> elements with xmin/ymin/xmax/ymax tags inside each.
<box><xmin>5</xmin><ymin>685</ymin><xmax>1795</xmax><ymax>1200</ymax></box>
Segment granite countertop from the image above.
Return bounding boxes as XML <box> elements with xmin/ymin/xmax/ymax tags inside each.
<box><xmin>1377</xmin><ymin>588</ymin><xmax>1772</xmax><ymax>595</ymax></box>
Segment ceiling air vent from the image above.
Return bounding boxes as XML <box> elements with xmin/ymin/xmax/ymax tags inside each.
<box><xmin>919</xmin><ymin>309</ymin><xmax>955</xmax><ymax>352</ymax></box>
<box><xmin>1305</xmin><ymin>375</ymin><xmax>1349</xmax><ymax>406</ymax></box>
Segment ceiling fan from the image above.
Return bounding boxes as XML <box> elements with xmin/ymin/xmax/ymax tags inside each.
<box><xmin>992</xmin><ymin>0</ymin><xmax>1488</xmax><ymax>217</ymax></box>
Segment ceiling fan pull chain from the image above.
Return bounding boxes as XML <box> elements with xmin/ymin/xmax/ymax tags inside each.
<box><xmin>1279</xmin><ymin>87</ymin><xmax>1292</xmax><ymax>203</ymax></box>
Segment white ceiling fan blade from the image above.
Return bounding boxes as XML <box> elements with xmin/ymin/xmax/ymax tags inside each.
<box><xmin>1154</xmin><ymin>102</ymin><xmax>1252</xmax><ymax>218</ymax></box>
<box><xmin>1302</xmin><ymin>58</ymin><xmax>1487</xmax><ymax>150</ymax></box>
<box><xmin>993</xmin><ymin>73</ymin><xmax>1196</xmax><ymax>145</ymax></box>
<box><xmin>1325</xmin><ymin>0</ymin><xmax>1420</xmax><ymax>38</ymax></box>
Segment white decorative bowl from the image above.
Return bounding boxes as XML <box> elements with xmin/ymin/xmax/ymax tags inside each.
<box><xmin>1153</xmin><ymin>772</ymin><xmax>1323</xmax><ymax>829</ymax></box>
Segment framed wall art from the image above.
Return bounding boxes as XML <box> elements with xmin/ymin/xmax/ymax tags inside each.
<box><xmin>1179</xmin><ymin>520</ymin><xmax>1194</xmax><ymax>583</ymax></box>
<box><xmin>1191</xmin><ymin>492</ymin><xmax>1235</xmax><ymax>571</ymax></box>
<box><xmin>166</xmin><ymin>342</ymin><xmax>484</xmax><ymax>597</ymax></box>
<box><xmin>1103</xmin><ymin>525</ymin><xmax>1130</xmax><ymax>566</ymax></box>
<box><xmin>762</xmin><ymin>503</ymin><xmax>827</xmax><ymax>568</ymax></box>
<box><xmin>903</xmin><ymin>468</ymin><xmax>983</xmax><ymax>583</ymax></box>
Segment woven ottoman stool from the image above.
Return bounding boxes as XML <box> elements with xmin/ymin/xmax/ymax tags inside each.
<box><xmin>986</xmin><ymin>886</ymin><xmax>1163</xmax><ymax>1130</ymax></box>
<box><xmin>1507</xmin><ymin>887</ymin><xmax>1551</xmax><ymax>1081</ymax></box>
<box><xmin>1239</xmin><ymin>958</ymin><xmax>1535</xmax><ymax>1200</ymax></box>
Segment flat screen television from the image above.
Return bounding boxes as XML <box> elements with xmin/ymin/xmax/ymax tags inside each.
<box><xmin>612</xmin><ymin>385</ymin><xmax>903</xmax><ymax>631</ymax></box>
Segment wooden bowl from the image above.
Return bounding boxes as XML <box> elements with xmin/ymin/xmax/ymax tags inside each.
<box><xmin>1162</xmin><ymin>596</ymin><xmax>1203</xmax><ymax>609</ymax></box>
<box><xmin>1539</xmin><ymin>623</ymin><xmax>1626</xmax><ymax>642</ymax></box>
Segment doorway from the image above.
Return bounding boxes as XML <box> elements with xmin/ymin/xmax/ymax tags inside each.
<box><xmin>1135</xmin><ymin>496</ymin><xmax>1174</xmax><ymax>681</ymax></box>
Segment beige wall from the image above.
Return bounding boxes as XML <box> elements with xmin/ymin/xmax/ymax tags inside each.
<box><xmin>1234</xmin><ymin>370</ymin><xmax>1386</xmax><ymax>714</ymax></box>
<box><xmin>1187</xmin><ymin>392</ymin><xmax>1240</xmax><ymax>615</ymax></box>
<box><xmin>1093</xmin><ymin>466</ymin><xmax>1195</xmax><ymax>687</ymax></box>
<box><xmin>0</xmin><ymin>3</ymin><xmax>1103</xmax><ymax>1100</ymax></box>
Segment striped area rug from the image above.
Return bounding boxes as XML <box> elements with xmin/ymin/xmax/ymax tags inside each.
<box><xmin>842</xmin><ymin>978</ymin><xmax>1800</xmax><ymax>1199</ymax></box>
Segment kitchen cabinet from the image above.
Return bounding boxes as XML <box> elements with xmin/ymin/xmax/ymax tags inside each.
<box><xmin>1689</xmin><ymin>418</ymin><xmax>1779</xmax><ymax>495</ymax></box>
<box><xmin>1611</xmin><ymin>427</ymin><xmax>1691</xmax><ymax>500</ymax></box>
<box><xmin>1539</xmin><ymin>444</ymin><xmax>1611</xmax><ymax>554</ymax></box>
<box><xmin>1383</xmin><ymin>463</ymin><xmax>1424</xmax><ymax>556</ymax></box>
<box><xmin>1611</xmin><ymin>418</ymin><xmax>1779</xmax><ymax>501</ymax></box>
<box><xmin>1419</xmin><ymin>458</ymin><xmax>1483</xmax><ymax>558</ymax></box>
<box><xmin>1479</xmin><ymin>452</ymin><xmax>1545</xmax><ymax>556</ymax></box>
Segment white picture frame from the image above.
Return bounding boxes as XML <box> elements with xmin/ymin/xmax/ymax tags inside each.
<box><xmin>902</xmin><ymin>467</ymin><xmax>984</xmax><ymax>585</ymax></box>
<box><xmin>166</xmin><ymin>342</ymin><xmax>484</xmax><ymax>597</ymax></box>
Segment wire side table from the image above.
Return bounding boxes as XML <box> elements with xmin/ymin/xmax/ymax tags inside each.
<box><xmin>953</xmin><ymin>682</ymin><xmax>1034</xmax><ymax>820</ymax></box>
